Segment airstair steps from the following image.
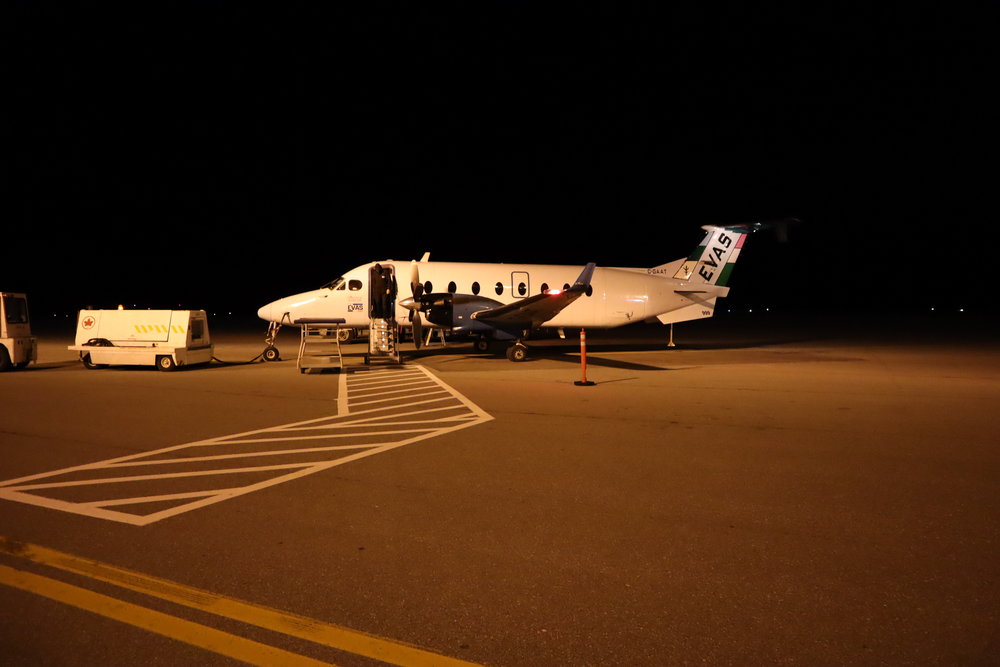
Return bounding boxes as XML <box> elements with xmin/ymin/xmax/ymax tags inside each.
<box><xmin>366</xmin><ymin>317</ymin><xmax>400</xmax><ymax>365</ymax></box>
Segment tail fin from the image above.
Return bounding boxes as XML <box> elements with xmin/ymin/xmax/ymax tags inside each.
<box><xmin>670</xmin><ymin>225</ymin><xmax>754</xmax><ymax>286</ymax></box>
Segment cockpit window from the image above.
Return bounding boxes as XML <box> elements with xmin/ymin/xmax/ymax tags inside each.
<box><xmin>321</xmin><ymin>277</ymin><xmax>345</xmax><ymax>290</ymax></box>
<box><xmin>348</xmin><ymin>279</ymin><xmax>363</xmax><ymax>291</ymax></box>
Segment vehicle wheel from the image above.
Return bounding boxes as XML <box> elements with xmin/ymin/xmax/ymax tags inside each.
<box><xmin>506</xmin><ymin>343</ymin><xmax>528</xmax><ymax>362</ymax></box>
<box><xmin>0</xmin><ymin>347</ymin><xmax>11</xmax><ymax>372</ymax></box>
<box><xmin>474</xmin><ymin>337</ymin><xmax>490</xmax><ymax>353</ymax></box>
<box><xmin>81</xmin><ymin>353</ymin><xmax>101</xmax><ymax>370</ymax></box>
<box><xmin>156</xmin><ymin>355</ymin><xmax>177</xmax><ymax>372</ymax></box>
<box><xmin>263</xmin><ymin>346</ymin><xmax>281</xmax><ymax>362</ymax></box>
<box><xmin>337</xmin><ymin>328</ymin><xmax>354</xmax><ymax>343</ymax></box>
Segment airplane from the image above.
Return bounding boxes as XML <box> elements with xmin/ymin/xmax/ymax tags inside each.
<box><xmin>257</xmin><ymin>222</ymin><xmax>762</xmax><ymax>362</ymax></box>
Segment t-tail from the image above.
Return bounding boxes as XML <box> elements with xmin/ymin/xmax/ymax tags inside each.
<box><xmin>649</xmin><ymin>223</ymin><xmax>761</xmax><ymax>326</ymax></box>
<box><xmin>672</xmin><ymin>224</ymin><xmax>756</xmax><ymax>286</ymax></box>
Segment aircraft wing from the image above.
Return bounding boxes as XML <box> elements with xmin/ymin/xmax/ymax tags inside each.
<box><xmin>472</xmin><ymin>263</ymin><xmax>596</xmax><ymax>332</ymax></box>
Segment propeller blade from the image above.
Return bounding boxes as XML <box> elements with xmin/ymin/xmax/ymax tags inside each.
<box><xmin>412</xmin><ymin>312</ymin><xmax>423</xmax><ymax>349</ymax></box>
<box><xmin>410</xmin><ymin>260</ymin><xmax>423</xmax><ymax>300</ymax></box>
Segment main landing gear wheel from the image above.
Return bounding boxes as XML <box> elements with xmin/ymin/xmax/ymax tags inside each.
<box><xmin>263</xmin><ymin>346</ymin><xmax>281</xmax><ymax>362</ymax></box>
<box><xmin>506</xmin><ymin>343</ymin><xmax>528</xmax><ymax>362</ymax></box>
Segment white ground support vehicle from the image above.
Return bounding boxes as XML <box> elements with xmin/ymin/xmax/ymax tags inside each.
<box><xmin>68</xmin><ymin>309</ymin><xmax>214</xmax><ymax>371</ymax></box>
<box><xmin>0</xmin><ymin>292</ymin><xmax>37</xmax><ymax>371</ymax></box>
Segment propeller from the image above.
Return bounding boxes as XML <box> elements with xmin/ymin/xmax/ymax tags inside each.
<box><xmin>410</xmin><ymin>260</ymin><xmax>424</xmax><ymax>301</ymax></box>
<box><xmin>409</xmin><ymin>260</ymin><xmax>424</xmax><ymax>349</ymax></box>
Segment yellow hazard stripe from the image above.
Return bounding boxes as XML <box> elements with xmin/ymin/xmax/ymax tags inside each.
<box><xmin>131</xmin><ymin>325</ymin><xmax>186</xmax><ymax>334</ymax></box>
<box><xmin>0</xmin><ymin>564</ymin><xmax>337</xmax><ymax>667</ymax></box>
<box><xmin>0</xmin><ymin>538</ymin><xmax>483</xmax><ymax>667</ymax></box>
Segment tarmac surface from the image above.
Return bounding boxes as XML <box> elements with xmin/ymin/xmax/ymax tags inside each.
<box><xmin>1</xmin><ymin>314</ymin><xmax>998</xmax><ymax>666</ymax></box>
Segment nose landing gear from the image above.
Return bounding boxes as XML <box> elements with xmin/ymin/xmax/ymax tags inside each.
<box><xmin>263</xmin><ymin>321</ymin><xmax>282</xmax><ymax>362</ymax></box>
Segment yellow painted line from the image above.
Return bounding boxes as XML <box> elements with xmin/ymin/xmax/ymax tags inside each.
<box><xmin>0</xmin><ymin>564</ymin><xmax>337</xmax><ymax>667</ymax></box>
<box><xmin>1</xmin><ymin>538</ymin><xmax>484</xmax><ymax>667</ymax></box>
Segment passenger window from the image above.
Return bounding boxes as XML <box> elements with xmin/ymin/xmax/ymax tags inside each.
<box><xmin>472</xmin><ymin>282</ymin><xmax>480</xmax><ymax>295</ymax></box>
<box><xmin>517</xmin><ymin>282</ymin><xmax>527</xmax><ymax>296</ymax></box>
<box><xmin>349</xmin><ymin>280</ymin><xmax>363</xmax><ymax>291</ymax></box>
<box><xmin>540</xmin><ymin>283</ymin><xmax>549</xmax><ymax>293</ymax></box>
<box><xmin>448</xmin><ymin>281</ymin><xmax>457</xmax><ymax>293</ymax></box>
<box><xmin>563</xmin><ymin>283</ymin><xmax>570</xmax><ymax>291</ymax></box>
<box><xmin>585</xmin><ymin>285</ymin><xmax>593</xmax><ymax>297</ymax></box>
<box><xmin>424</xmin><ymin>281</ymin><xmax>433</xmax><ymax>294</ymax></box>
<box><xmin>495</xmin><ymin>282</ymin><xmax>503</xmax><ymax>296</ymax></box>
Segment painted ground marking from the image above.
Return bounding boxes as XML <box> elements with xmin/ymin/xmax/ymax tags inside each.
<box><xmin>0</xmin><ymin>537</ymin><xmax>484</xmax><ymax>667</ymax></box>
<box><xmin>0</xmin><ymin>365</ymin><xmax>492</xmax><ymax>525</ymax></box>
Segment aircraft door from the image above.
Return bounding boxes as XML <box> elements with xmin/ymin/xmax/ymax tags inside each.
<box><xmin>369</xmin><ymin>264</ymin><xmax>397</xmax><ymax>319</ymax></box>
<box><xmin>511</xmin><ymin>271</ymin><xmax>530</xmax><ymax>299</ymax></box>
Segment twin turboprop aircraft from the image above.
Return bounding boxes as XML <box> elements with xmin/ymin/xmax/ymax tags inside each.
<box><xmin>257</xmin><ymin>223</ymin><xmax>760</xmax><ymax>362</ymax></box>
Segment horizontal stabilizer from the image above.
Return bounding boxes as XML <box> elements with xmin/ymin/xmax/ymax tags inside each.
<box><xmin>675</xmin><ymin>285</ymin><xmax>730</xmax><ymax>298</ymax></box>
<box><xmin>656</xmin><ymin>297</ymin><xmax>718</xmax><ymax>325</ymax></box>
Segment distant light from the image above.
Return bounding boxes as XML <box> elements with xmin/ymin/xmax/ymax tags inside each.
<box><xmin>959</xmin><ymin>308</ymin><xmax>964</xmax><ymax>313</ymax></box>
<box><xmin>118</xmin><ymin>304</ymin><xmax>124</xmax><ymax>310</ymax></box>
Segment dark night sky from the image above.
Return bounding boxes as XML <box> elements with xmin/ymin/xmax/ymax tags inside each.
<box><xmin>9</xmin><ymin>4</ymin><xmax>993</xmax><ymax>325</ymax></box>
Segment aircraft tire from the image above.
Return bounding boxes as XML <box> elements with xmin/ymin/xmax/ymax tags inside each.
<box><xmin>263</xmin><ymin>346</ymin><xmax>281</xmax><ymax>362</ymax></box>
<box><xmin>506</xmin><ymin>344</ymin><xmax>528</xmax><ymax>362</ymax></box>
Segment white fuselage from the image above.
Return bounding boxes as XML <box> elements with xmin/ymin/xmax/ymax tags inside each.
<box><xmin>257</xmin><ymin>260</ymin><xmax>717</xmax><ymax>332</ymax></box>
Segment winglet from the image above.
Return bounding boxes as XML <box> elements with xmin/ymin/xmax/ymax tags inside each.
<box><xmin>570</xmin><ymin>263</ymin><xmax>597</xmax><ymax>292</ymax></box>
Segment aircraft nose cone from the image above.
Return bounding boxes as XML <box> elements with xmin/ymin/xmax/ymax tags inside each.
<box><xmin>257</xmin><ymin>303</ymin><xmax>273</xmax><ymax>322</ymax></box>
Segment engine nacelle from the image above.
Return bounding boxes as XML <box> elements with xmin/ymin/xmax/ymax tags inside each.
<box><xmin>422</xmin><ymin>294</ymin><xmax>502</xmax><ymax>333</ymax></box>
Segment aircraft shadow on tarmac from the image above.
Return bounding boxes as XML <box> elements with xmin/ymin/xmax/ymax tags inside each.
<box><xmin>401</xmin><ymin>332</ymin><xmax>821</xmax><ymax>371</ymax></box>
<box><xmin>542</xmin><ymin>351</ymin><xmax>674</xmax><ymax>372</ymax></box>
<box><xmin>400</xmin><ymin>343</ymin><xmax>672</xmax><ymax>371</ymax></box>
